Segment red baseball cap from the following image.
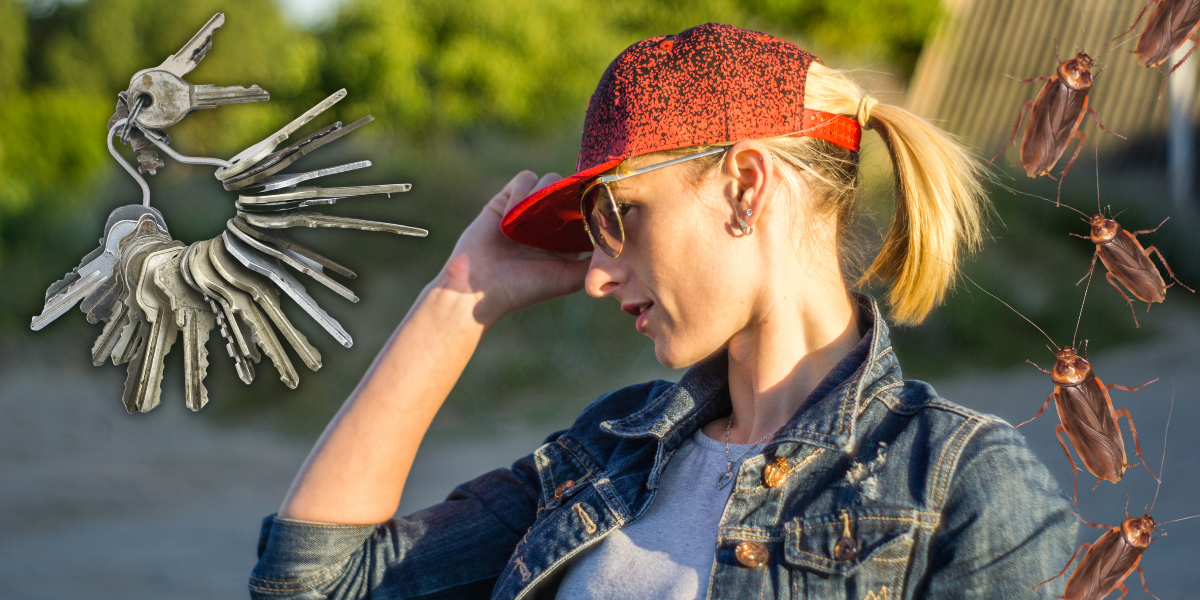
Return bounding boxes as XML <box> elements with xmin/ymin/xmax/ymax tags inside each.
<box><xmin>500</xmin><ymin>22</ymin><xmax>863</xmax><ymax>253</ymax></box>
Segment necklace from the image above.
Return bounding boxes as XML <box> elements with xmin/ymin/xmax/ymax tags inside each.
<box><xmin>717</xmin><ymin>415</ymin><xmax>779</xmax><ymax>489</ymax></box>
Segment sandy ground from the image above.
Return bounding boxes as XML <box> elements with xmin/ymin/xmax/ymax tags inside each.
<box><xmin>2</xmin><ymin>308</ymin><xmax>1199</xmax><ymax>599</ymax></box>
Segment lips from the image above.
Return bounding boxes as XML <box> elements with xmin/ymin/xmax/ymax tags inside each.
<box><xmin>621</xmin><ymin>301</ymin><xmax>653</xmax><ymax>317</ymax></box>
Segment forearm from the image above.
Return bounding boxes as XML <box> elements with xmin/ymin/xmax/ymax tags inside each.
<box><xmin>278</xmin><ymin>274</ymin><xmax>487</xmax><ymax>524</ymax></box>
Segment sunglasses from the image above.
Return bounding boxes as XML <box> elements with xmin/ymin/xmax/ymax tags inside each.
<box><xmin>580</xmin><ymin>147</ymin><xmax>729</xmax><ymax>258</ymax></box>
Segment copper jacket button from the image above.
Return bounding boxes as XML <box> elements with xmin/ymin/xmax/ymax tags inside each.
<box><xmin>834</xmin><ymin>536</ymin><xmax>859</xmax><ymax>561</ymax></box>
<box><xmin>553</xmin><ymin>480</ymin><xmax>575</xmax><ymax>499</ymax></box>
<box><xmin>763</xmin><ymin>456</ymin><xmax>789</xmax><ymax>487</ymax></box>
<box><xmin>734</xmin><ymin>541</ymin><xmax>769</xmax><ymax>568</ymax></box>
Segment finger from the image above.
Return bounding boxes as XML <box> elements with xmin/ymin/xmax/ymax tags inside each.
<box><xmin>531</xmin><ymin>172</ymin><xmax>563</xmax><ymax>194</ymax></box>
<box><xmin>495</xmin><ymin>170</ymin><xmax>539</xmax><ymax>205</ymax></box>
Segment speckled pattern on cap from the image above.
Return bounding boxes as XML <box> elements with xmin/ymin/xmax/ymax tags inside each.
<box><xmin>501</xmin><ymin>22</ymin><xmax>861</xmax><ymax>253</ymax></box>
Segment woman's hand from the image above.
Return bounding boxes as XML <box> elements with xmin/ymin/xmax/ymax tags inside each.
<box><xmin>435</xmin><ymin>171</ymin><xmax>591</xmax><ymax>327</ymax></box>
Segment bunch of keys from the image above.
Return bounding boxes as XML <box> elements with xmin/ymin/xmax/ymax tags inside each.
<box><xmin>31</xmin><ymin>13</ymin><xmax>428</xmax><ymax>413</ymax></box>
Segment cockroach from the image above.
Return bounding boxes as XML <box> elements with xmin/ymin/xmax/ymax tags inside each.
<box><xmin>1109</xmin><ymin>0</ymin><xmax>1200</xmax><ymax>95</ymax></box>
<box><xmin>1036</xmin><ymin>394</ymin><xmax>1200</xmax><ymax>600</ymax></box>
<box><xmin>1009</xmin><ymin>160</ymin><xmax>1195</xmax><ymax>328</ymax></box>
<box><xmin>990</xmin><ymin>31</ymin><xmax>1126</xmax><ymax>203</ymax></box>
<box><xmin>953</xmin><ymin>269</ymin><xmax>1158</xmax><ymax>505</ymax></box>
<box><xmin>1070</xmin><ymin>211</ymin><xmax>1195</xmax><ymax>328</ymax></box>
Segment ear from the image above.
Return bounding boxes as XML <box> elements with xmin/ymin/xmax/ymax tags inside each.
<box><xmin>720</xmin><ymin>140</ymin><xmax>777</xmax><ymax>232</ymax></box>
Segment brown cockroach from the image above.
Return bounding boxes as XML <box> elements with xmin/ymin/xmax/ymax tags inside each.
<box><xmin>1036</xmin><ymin>394</ymin><xmax>1200</xmax><ymax>600</ymax></box>
<box><xmin>990</xmin><ymin>34</ymin><xmax>1126</xmax><ymax>203</ymax></box>
<box><xmin>1109</xmin><ymin>0</ymin><xmax>1200</xmax><ymax>94</ymax></box>
<box><xmin>1070</xmin><ymin>210</ymin><xmax>1195</xmax><ymax>328</ymax></box>
<box><xmin>954</xmin><ymin>270</ymin><xmax>1158</xmax><ymax>505</ymax></box>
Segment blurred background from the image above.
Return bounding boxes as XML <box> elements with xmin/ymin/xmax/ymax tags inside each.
<box><xmin>1</xmin><ymin>0</ymin><xmax>1198</xmax><ymax>598</ymax></box>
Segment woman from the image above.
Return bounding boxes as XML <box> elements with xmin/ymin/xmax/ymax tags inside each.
<box><xmin>251</xmin><ymin>23</ymin><xmax>1075</xmax><ymax>600</ymax></box>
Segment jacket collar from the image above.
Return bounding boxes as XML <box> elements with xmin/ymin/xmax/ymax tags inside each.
<box><xmin>600</xmin><ymin>293</ymin><xmax>901</xmax><ymax>453</ymax></box>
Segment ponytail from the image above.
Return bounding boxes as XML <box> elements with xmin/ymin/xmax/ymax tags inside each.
<box><xmin>802</xmin><ymin>62</ymin><xmax>991</xmax><ymax>324</ymax></box>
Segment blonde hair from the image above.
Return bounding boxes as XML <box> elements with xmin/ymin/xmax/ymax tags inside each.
<box><xmin>617</xmin><ymin>62</ymin><xmax>990</xmax><ymax>325</ymax></box>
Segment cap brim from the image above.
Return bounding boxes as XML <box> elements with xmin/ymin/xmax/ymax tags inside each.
<box><xmin>500</xmin><ymin>158</ymin><xmax>624</xmax><ymax>253</ymax></box>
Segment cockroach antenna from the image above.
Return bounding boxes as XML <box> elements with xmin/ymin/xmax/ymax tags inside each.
<box><xmin>955</xmin><ymin>268</ymin><xmax>1060</xmax><ymax>349</ymax></box>
<box><xmin>1149</xmin><ymin>385</ymin><xmax>1173</xmax><ymax>515</ymax></box>
<box><xmin>1076</xmin><ymin>0</ymin><xmax>1086</xmax><ymax>55</ymax></box>
<box><xmin>995</xmin><ymin>180</ymin><xmax>1090</xmax><ymax>217</ymax></box>
<box><xmin>1073</xmin><ymin>268</ymin><xmax>1093</xmax><ymax>348</ymax></box>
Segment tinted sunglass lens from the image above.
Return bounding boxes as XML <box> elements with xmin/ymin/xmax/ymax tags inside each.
<box><xmin>584</xmin><ymin>184</ymin><xmax>623</xmax><ymax>257</ymax></box>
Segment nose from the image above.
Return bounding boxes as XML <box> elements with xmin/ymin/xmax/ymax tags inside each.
<box><xmin>584</xmin><ymin>249</ymin><xmax>625</xmax><ymax>298</ymax></box>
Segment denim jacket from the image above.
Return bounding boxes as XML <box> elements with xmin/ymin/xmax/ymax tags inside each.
<box><xmin>250</xmin><ymin>294</ymin><xmax>1076</xmax><ymax>599</ymax></box>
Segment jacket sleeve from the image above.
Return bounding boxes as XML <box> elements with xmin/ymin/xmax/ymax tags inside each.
<box><xmin>249</xmin><ymin>433</ymin><xmax>556</xmax><ymax>600</ymax></box>
<box><xmin>918</xmin><ymin>420</ymin><xmax>1079</xmax><ymax>599</ymax></box>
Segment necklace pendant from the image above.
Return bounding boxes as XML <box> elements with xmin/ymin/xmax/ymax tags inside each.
<box><xmin>717</xmin><ymin>471</ymin><xmax>734</xmax><ymax>489</ymax></box>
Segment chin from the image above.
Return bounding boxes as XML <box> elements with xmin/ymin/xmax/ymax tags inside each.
<box><xmin>653</xmin><ymin>338</ymin><xmax>705</xmax><ymax>370</ymax></box>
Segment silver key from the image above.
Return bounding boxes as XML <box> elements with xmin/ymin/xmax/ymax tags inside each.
<box><xmin>185</xmin><ymin>242</ymin><xmax>255</xmax><ymax>385</ymax></box>
<box><xmin>227</xmin><ymin>217</ymin><xmax>355</xmax><ymax>279</ymax></box>
<box><xmin>221</xmin><ymin>116</ymin><xmax>374</xmax><ymax>189</ymax></box>
<box><xmin>154</xmin><ymin>251</ymin><xmax>216</xmax><ymax>410</ymax></box>
<box><xmin>31</xmin><ymin>219</ymin><xmax>141</xmax><ymax>330</ymax></box>
<box><xmin>141</xmin><ymin>13</ymin><xmax>224</xmax><ymax>79</ymax></box>
<box><xmin>127</xmin><ymin>70</ymin><xmax>268</xmax><ymax>130</ymax></box>
<box><xmin>237</xmin><ymin>210</ymin><xmax>428</xmax><ymax>237</ymax></box>
<box><xmin>216</xmin><ymin>89</ymin><xmax>347</xmax><ymax>180</ymax></box>
<box><xmin>191</xmin><ymin>241</ymin><xmax>298</xmax><ymax>388</ymax></box>
<box><xmin>222</xmin><ymin>232</ymin><xmax>353</xmax><ymax>348</ymax></box>
<box><xmin>186</xmin><ymin>240</ymin><xmax>262</xmax><ymax>367</ymax></box>
<box><xmin>225</xmin><ymin>219</ymin><xmax>359</xmax><ymax>302</ymax></box>
<box><xmin>111</xmin><ymin>236</ymin><xmax>171</xmax><ymax>365</ymax></box>
<box><xmin>246</xmin><ymin>160</ymin><xmax>372</xmax><ymax>192</ymax></box>
<box><xmin>238</xmin><ymin>184</ymin><xmax>410</xmax><ymax>205</ymax></box>
<box><xmin>129</xmin><ymin>247</ymin><xmax>185</xmax><ymax>412</ymax></box>
<box><xmin>210</xmin><ymin>235</ymin><xmax>321</xmax><ymax>371</ymax></box>
<box><xmin>91</xmin><ymin>302</ymin><xmax>130</xmax><ymax>366</ymax></box>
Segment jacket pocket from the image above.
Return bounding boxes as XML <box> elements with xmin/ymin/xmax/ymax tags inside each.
<box><xmin>533</xmin><ymin>436</ymin><xmax>595</xmax><ymax>513</ymax></box>
<box><xmin>782</xmin><ymin>508</ymin><xmax>916</xmax><ymax>600</ymax></box>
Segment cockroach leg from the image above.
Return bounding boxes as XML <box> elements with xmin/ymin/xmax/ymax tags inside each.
<box><xmin>1114</xmin><ymin>582</ymin><xmax>1130</xmax><ymax>600</ymax></box>
<box><xmin>1056</xmin><ymin>423</ymin><xmax>1082</xmax><ymax>505</ymax></box>
<box><xmin>1017</xmin><ymin>391</ymin><xmax>1055</xmax><ymax>428</ymax></box>
<box><xmin>1076</xmin><ymin>248</ymin><xmax>1100</xmax><ymax>286</ymax></box>
<box><xmin>1113</xmin><ymin>407</ymin><xmax>1161</xmax><ymax>483</ymax></box>
<box><xmin>1106</xmin><ymin>272</ymin><xmax>1141</xmax><ymax>327</ymax></box>
<box><xmin>1160</xmin><ymin>34</ymin><xmax>1200</xmax><ymax>99</ymax></box>
<box><xmin>1127</xmin><ymin>216</ymin><xmax>1169</xmax><ymax>237</ymax></box>
<box><xmin>1001</xmin><ymin>73</ymin><xmax>1054</xmax><ymax>85</ymax></box>
<box><xmin>1135</xmin><ymin>565</ymin><xmax>1161</xmax><ymax>600</ymax></box>
<box><xmin>1143</xmin><ymin>245</ymin><xmax>1195</xmax><ymax>292</ymax></box>
<box><xmin>990</xmin><ymin>101</ymin><xmax>1035</xmax><ymax>165</ymax></box>
<box><xmin>1068</xmin><ymin>506</ymin><xmax>1112</xmax><ymax>529</ymax></box>
<box><xmin>1057</xmin><ymin>130</ymin><xmax>1087</xmax><ymax>205</ymax></box>
<box><xmin>1035</xmin><ymin>542</ymin><xmax>1090</xmax><ymax>589</ymax></box>
<box><xmin>1106</xmin><ymin>0</ymin><xmax>1153</xmax><ymax>49</ymax></box>
<box><xmin>1026</xmin><ymin>359</ymin><xmax>1052</xmax><ymax>375</ymax></box>
<box><xmin>1106</xmin><ymin>378</ymin><xmax>1159</xmax><ymax>393</ymax></box>
<box><xmin>1086</xmin><ymin>107</ymin><xmax>1127</xmax><ymax>140</ymax></box>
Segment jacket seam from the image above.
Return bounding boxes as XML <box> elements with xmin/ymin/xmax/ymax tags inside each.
<box><xmin>931</xmin><ymin>417</ymin><xmax>986</xmax><ymax>511</ymax></box>
<box><xmin>249</xmin><ymin>556</ymin><xmax>353</xmax><ymax>593</ymax></box>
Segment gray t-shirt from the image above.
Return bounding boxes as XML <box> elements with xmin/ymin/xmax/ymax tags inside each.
<box><xmin>554</xmin><ymin>429</ymin><xmax>760</xmax><ymax>600</ymax></box>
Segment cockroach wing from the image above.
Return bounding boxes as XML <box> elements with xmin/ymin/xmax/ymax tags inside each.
<box><xmin>1099</xmin><ymin>232</ymin><xmax>1167</xmax><ymax>303</ymax></box>
<box><xmin>1056</xmin><ymin>378</ymin><xmax>1126</xmax><ymax>482</ymax></box>
<box><xmin>1136</xmin><ymin>0</ymin><xmax>1200</xmax><ymax>68</ymax></box>
<box><xmin>1062</xmin><ymin>528</ymin><xmax>1143</xmax><ymax>600</ymax></box>
<box><xmin>1020</xmin><ymin>80</ymin><xmax>1088</xmax><ymax>178</ymax></box>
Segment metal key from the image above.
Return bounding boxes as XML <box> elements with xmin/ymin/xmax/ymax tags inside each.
<box><xmin>236</xmin><ymin>198</ymin><xmax>345</xmax><ymax>212</ymax></box>
<box><xmin>225</xmin><ymin>219</ymin><xmax>358</xmax><ymax>301</ymax></box>
<box><xmin>154</xmin><ymin>251</ymin><xmax>216</xmax><ymax>410</ymax></box>
<box><xmin>221</xmin><ymin>116</ymin><xmax>375</xmax><ymax>189</ymax></box>
<box><xmin>179</xmin><ymin>242</ymin><xmax>255</xmax><ymax>384</ymax></box>
<box><xmin>31</xmin><ymin>219</ymin><xmax>143</xmax><ymax>330</ymax></box>
<box><xmin>186</xmin><ymin>240</ymin><xmax>262</xmax><ymax>367</ymax></box>
<box><xmin>222</xmin><ymin>232</ymin><xmax>353</xmax><ymax>348</ymax></box>
<box><xmin>227</xmin><ymin>217</ymin><xmax>355</xmax><ymax>278</ymax></box>
<box><xmin>237</xmin><ymin>210</ymin><xmax>428</xmax><ymax>237</ymax></box>
<box><xmin>137</xmin><ymin>13</ymin><xmax>224</xmax><ymax>80</ymax></box>
<box><xmin>44</xmin><ymin>209</ymin><xmax>153</xmax><ymax>303</ymax></box>
<box><xmin>190</xmin><ymin>241</ymin><xmax>299</xmax><ymax>389</ymax></box>
<box><xmin>111</xmin><ymin>228</ymin><xmax>176</xmax><ymax>364</ymax></box>
<box><xmin>239</xmin><ymin>184</ymin><xmax>410</xmax><ymax>205</ymax></box>
<box><xmin>91</xmin><ymin>302</ymin><xmax>129</xmax><ymax>366</ymax></box>
<box><xmin>210</xmin><ymin>235</ymin><xmax>321</xmax><ymax>371</ymax></box>
<box><xmin>216</xmin><ymin>89</ymin><xmax>347</xmax><ymax>180</ymax></box>
<box><xmin>129</xmin><ymin>247</ymin><xmax>185</xmax><ymax>412</ymax></box>
<box><xmin>127</xmin><ymin>70</ymin><xmax>269</xmax><ymax>130</ymax></box>
<box><xmin>246</xmin><ymin>160</ymin><xmax>372</xmax><ymax>192</ymax></box>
